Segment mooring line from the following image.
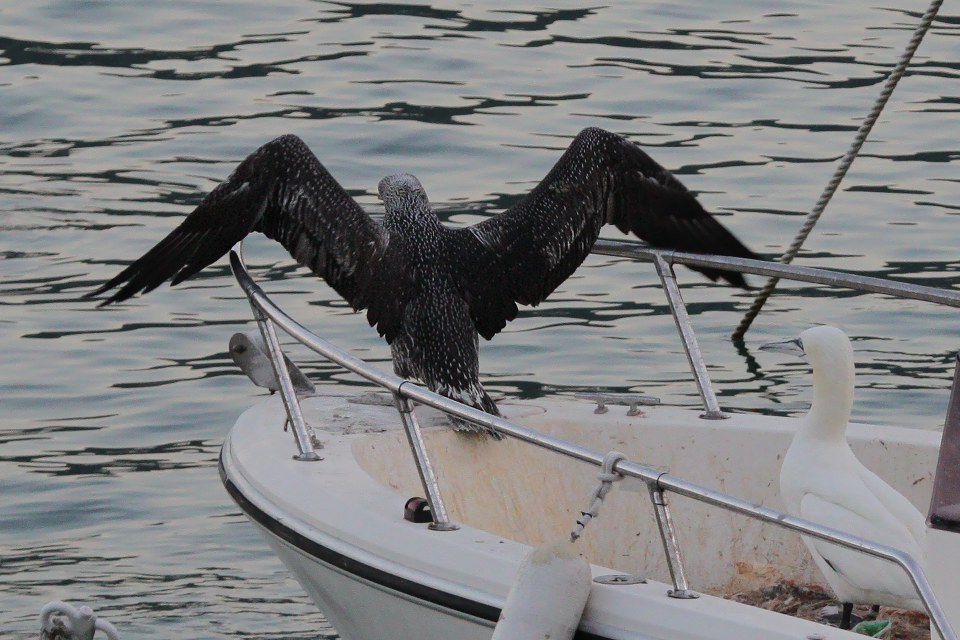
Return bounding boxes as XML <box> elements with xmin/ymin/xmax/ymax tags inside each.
<box><xmin>733</xmin><ymin>0</ymin><xmax>944</xmax><ymax>340</ymax></box>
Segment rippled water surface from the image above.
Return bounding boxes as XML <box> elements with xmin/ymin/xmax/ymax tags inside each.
<box><xmin>2</xmin><ymin>2</ymin><xmax>959</xmax><ymax>637</ymax></box>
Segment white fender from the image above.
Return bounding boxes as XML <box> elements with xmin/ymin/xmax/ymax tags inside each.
<box><xmin>40</xmin><ymin>600</ymin><xmax>120</xmax><ymax>640</ymax></box>
<box><xmin>491</xmin><ymin>539</ymin><xmax>592</xmax><ymax>640</ymax></box>
<box><xmin>94</xmin><ymin>617</ymin><xmax>121</xmax><ymax>640</ymax></box>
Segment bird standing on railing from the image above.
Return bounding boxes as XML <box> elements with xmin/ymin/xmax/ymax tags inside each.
<box><xmin>761</xmin><ymin>326</ymin><xmax>927</xmax><ymax>629</ymax></box>
<box><xmin>87</xmin><ymin>127</ymin><xmax>757</xmax><ymax>437</ymax></box>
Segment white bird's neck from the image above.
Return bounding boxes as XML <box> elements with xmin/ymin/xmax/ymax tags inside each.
<box><xmin>802</xmin><ymin>348</ymin><xmax>855</xmax><ymax>443</ymax></box>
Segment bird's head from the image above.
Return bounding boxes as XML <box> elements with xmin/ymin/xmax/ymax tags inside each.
<box><xmin>378</xmin><ymin>173</ymin><xmax>430</xmax><ymax>222</ymax></box>
<box><xmin>761</xmin><ymin>325</ymin><xmax>855</xmax><ymax>429</ymax></box>
<box><xmin>759</xmin><ymin>325</ymin><xmax>852</xmax><ymax>367</ymax></box>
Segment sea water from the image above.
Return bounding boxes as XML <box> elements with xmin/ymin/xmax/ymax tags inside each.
<box><xmin>2</xmin><ymin>2</ymin><xmax>958</xmax><ymax>637</ymax></box>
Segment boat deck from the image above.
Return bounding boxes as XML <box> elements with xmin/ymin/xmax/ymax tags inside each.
<box><xmin>221</xmin><ymin>387</ymin><xmax>939</xmax><ymax>640</ymax></box>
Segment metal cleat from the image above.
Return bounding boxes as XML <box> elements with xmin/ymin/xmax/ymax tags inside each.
<box><xmin>575</xmin><ymin>392</ymin><xmax>659</xmax><ymax>416</ymax></box>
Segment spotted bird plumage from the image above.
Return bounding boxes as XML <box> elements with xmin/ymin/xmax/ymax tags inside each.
<box><xmin>89</xmin><ymin>127</ymin><xmax>759</xmax><ymax>437</ymax></box>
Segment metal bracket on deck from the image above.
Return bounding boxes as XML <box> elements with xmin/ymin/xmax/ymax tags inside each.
<box><xmin>648</xmin><ymin>481</ymin><xmax>699</xmax><ymax>600</ymax></box>
<box><xmin>652</xmin><ymin>255</ymin><xmax>727</xmax><ymax>421</ymax></box>
<box><xmin>394</xmin><ymin>388</ymin><xmax>459</xmax><ymax>532</ymax></box>
<box><xmin>251</xmin><ymin>309</ymin><xmax>322</xmax><ymax>462</ymax></box>
<box><xmin>594</xmin><ymin>574</ymin><xmax>647</xmax><ymax>585</ymax></box>
<box><xmin>576</xmin><ymin>392</ymin><xmax>660</xmax><ymax>416</ymax></box>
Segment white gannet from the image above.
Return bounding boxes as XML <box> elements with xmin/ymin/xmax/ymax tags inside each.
<box><xmin>88</xmin><ymin>127</ymin><xmax>759</xmax><ymax>436</ymax></box>
<box><xmin>761</xmin><ymin>325</ymin><xmax>927</xmax><ymax>629</ymax></box>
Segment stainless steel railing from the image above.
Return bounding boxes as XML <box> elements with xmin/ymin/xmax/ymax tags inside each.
<box><xmin>228</xmin><ymin>243</ymin><xmax>957</xmax><ymax>640</ymax></box>
<box><xmin>595</xmin><ymin>238</ymin><xmax>960</xmax><ymax>419</ymax></box>
<box><xmin>594</xmin><ymin>238</ymin><xmax>960</xmax><ymax>308</ymax></box>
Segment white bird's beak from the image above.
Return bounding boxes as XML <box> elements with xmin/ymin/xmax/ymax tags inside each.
<box><xmin>759</xmin><ymin>337</ymin><xmax>805</xmax><ymax>357</ymax></box>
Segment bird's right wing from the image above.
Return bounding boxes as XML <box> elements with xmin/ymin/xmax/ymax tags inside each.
<box><xmin>87</xmin><ymin>134</ymin><xmax>387</xmax><ymax>312</ymax></box>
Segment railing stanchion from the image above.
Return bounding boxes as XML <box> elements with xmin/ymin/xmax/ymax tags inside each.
<box><xmin>230</xmin><ymin>245</ymin><xmax>320</xmax><ymax>462</ymax></box>
<box><xmin>648</xmin><ymin>484</ymin><xmax>699</xmax><ymax>599</ymax></box>
<box><xmin>251</xmin><ymin>303</ymin><xmax>321</xmax><ymax>461</ymax></box>
<box><xmin>394</xmin><ymin>388</ymin><xmax>459</xmax><ymax>531</ymax></box>
<box><xmin>653</xmin><ymin>254</ymin><xmax>726</xmax><ymax>419</ymax></box>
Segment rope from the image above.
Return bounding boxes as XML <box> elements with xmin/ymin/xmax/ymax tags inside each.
<box><xmin>571</xmin><ymin>451</ymin><xmax>627</xmax><ymax>543</ymax></box>
<box><xmin>732</xmin><ymin>0</ymin><xmax>944</xmax><ymax>340</ymax></box>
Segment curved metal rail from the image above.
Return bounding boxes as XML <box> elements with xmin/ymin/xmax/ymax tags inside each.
<box><xmin>593</xmin><ymin>238</ymin><xmax>960</xmax><ymax>308</ymax></box>
<box><xmin>229</xmin><ymin>244</ymin><xmax>956</xmax><ymax>640</ymax></box>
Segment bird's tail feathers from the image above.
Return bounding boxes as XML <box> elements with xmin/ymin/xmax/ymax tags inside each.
<box><xmin>441</xmin><ymin>385</ymin><xmax>503</xmax><ymax>440</ymax></box>
<box><xmin>680</xmin><ymin>221</ymin><xmax>760</xmax><ymax>289</ymax></box>
<box><xmin>688</xmin><ymin>263</ymin><xmax>753</xmax><ymax>289</ymax></box>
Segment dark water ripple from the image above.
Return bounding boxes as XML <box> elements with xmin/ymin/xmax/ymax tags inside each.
<box><xmin>2</xmin><ymin>1</ymin><xmax>959</xmax><ymax>637</ymax></box>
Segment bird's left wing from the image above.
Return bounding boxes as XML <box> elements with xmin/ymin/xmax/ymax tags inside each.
<box><xmin>454</xmin><ymin>127</ymin><xmax>758</xmax><ymax>340</ymax></box>
<box><xmin>800</xmin><ymin>490</ymin><xmax>923</xmax><ymax>601</ymax></box>
<box><xmin>856</xmin><ymin>464</ymin><xmax>928</xmax><ymax>552</ymax></box>
<box><xmin>87</xmin><ymin>135</ymin><xmax>387</xmax><ymax>311</ymax></box>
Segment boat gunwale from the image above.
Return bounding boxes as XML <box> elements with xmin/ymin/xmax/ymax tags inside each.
<box><xmin>226</xmin><ymin>243</ymin><xmax>958</xmax><ymax>640</ymax></box>
<box><xmin>220</xmin><ymin>399</ymin><xmax>886</xmax><ymax>640</ymax></box>
<box><xmin>218</xmin><ymin>428</ymin><xmax>616</xmax><ymax>640</ymax></box>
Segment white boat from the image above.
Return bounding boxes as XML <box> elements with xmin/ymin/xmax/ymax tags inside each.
<box><xmin>218</xmin><ymin>241</ymin><xmax>960</xmax><ymax>640</ymax></box>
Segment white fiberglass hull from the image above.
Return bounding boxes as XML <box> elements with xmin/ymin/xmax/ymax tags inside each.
<box><xmin>220</xmin><ymin>388</ymin><xmax>940</xmax><ymax>640</ymax></box>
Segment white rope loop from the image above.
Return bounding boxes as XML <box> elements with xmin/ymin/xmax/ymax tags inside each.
<box><xmin>571</xmin><ymin>451</ymin><xmax>627</xmax><ymax>543</ymax></box>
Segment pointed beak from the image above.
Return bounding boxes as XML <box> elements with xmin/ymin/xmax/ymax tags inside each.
<box><xmin>759</xmin><ymin>337</ymin><xmax>805</xmax><ymax>357</ymax></box>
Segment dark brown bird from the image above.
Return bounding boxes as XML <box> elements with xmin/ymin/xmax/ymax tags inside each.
<box><xmin>88</xmin><ymin>127</ymin><xmax>758</xmax><ymax>437</ymax></box>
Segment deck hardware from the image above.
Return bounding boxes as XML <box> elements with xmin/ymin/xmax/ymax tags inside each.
<box><xmin>404</xmin><ymin>497</ymin><xmax>434</xmax><ymax>524</ymax></box>
<box><xmin>233</xmin><ymin>249</ymin><xmax>320</xmax><ymax>461</ymax></box>
<box><xmin>395</xmin><ymin>389</ymin><xmax>459</xmax><ymax>531</ymax></box>
<box><xmin>349</xmin><ymin>391</ymin><xmax>396</xmax><ymax>406</ymax></box>
<box><xmin>652</xmin><ymin>254</ymin><xmax>726</xmax><ymax>421</ymax></box>
<box><xmin>593</xmin><ymin>574</ymin><xmax>646</xmax><ymax>585</ymax></box>
<box><xmin>595</xmin><ymin>397</ymin><xmax>608</xmax><ymax>414</ymax></box>
<box><xmin>257</xmin><ymin>312</ymin><xmax>320</xmax><ymax>462</ymax></box>
<box><xmin>575</xmin><ymin>392</ymin><xmax>659</xmax><ymax>416</ymax></box>
<box><xmin>648</xmin><ymin>483</ymin><xmax>699</xmax><ymax>600</ymax></box>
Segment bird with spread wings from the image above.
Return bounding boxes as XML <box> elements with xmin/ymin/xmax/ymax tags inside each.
<box><xmin>89</xmin><ymin>127</ymin><xmax>759</xmax><ymax>437</ymax></box>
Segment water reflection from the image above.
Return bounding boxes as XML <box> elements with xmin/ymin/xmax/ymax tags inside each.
<box><xmin>3</xmin><ymin>440</ymin><xmax>216</xmax><ymax>477</ymax></box>
<box><xmin>317</xmin><ymin>3</ymin><xmax>596</xmax><ymax>33</ymax></box>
